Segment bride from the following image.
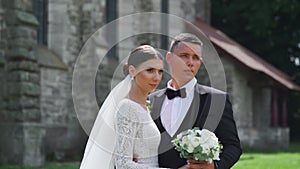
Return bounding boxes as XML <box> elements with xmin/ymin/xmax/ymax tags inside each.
<box><xmin>80</xmin><ymin>45</ymin><xmax>169</xmax><ymax>168</ymax></box>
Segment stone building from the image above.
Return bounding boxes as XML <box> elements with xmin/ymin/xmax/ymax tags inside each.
<box><xmin>0</xmin><ymin>0</ymin><xmax>299</xmax><ymax>167</ymax></box>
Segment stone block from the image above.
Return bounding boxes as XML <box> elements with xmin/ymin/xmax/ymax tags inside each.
<box><xmin>2</xmin><ymin>0</ymin><xmax>33</xmax><ymax>12</ymax></box>
<box><xmin>6</xmin><ymin>26</ymin><xmax>36</xmax><ymax>40</ymax></box>
<box><xmin>7</xmin><ymin>38</ymin><xmax>36</xmax><ymax>49</ymax></box>
<box><xmin>3</xmin><ymin>108</ymin><xmax>40</xmax><ymax>122</ymax></box>
<box><xmin>239</xmin><ymin>127</ymin><xmax>290</xmax><ymax>151</ymax></box>
<box><xmin>7</xmin><ymin>82</ymin><xmax>40</xmax><ymax>97</ymax></box>
<box><xmin>6</xmin><ymin>48</ymin><xmax>36</xmax><ymax>61</ymax></box>
<box><xmin>0</xmin><ymin>54</ymin><xmax>4</xmax><ymax>66</ymax></box>
<box><xmin>7</xmin><ymin>71</ymin><xmax>39</xmax><ymax>83</ymax></box>
<box><xmin>7</xmin><ymin>61</ymin><xmax>39</xmax><ymax>72</ymax></box>
<box><xmin>5</xmin><ymin>10</ymin><xmax>38</xmax><ymax>26</ymax></box>
<box><xmin>0</xmin><ymin>122</ymin><xmax>45</xmax><ymax>167</ymax></box>
<box><xmin>0</xmin><ymin>123</ymin><xmax>24</xmax><ymax>164</ymax></box>
<box><xmin>23</xmin><ymin>123</ymin><xmax>46</xmax><ymax>166</ymax></box>
<box><xmin>45</xmin><ymin>124</ymin><xmax>86</xmax><ymax>161</ymax></box>
<box><xmin>0</xmin><ymin>40</ymin><xmax>7</xmax><ymax>50</ymax></box>
<box><xmin>0</xmin><ymin>29</ymin><xmax>8</xmax><ymax>39</ymax></box>
<box><xmin>7</xmin><ymin>96</ymin><xmax>39</xmax><ymax>110</ymax></box>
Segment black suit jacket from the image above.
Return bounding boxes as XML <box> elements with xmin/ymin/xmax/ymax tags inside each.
<box><xmin>149</xmin><ymin>84</ymin><xmax>242</xmax><ymax>169</ymax></box>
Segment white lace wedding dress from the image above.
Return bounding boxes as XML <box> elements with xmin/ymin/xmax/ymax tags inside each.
<box><xmin>114</xmin><ymin>98</ymin><xmax>165</xmax><ymax>169</ymax></box>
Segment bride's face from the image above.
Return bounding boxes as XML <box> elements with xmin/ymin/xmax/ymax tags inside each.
<box><xmin>130</xmin><ymin>58</ymin><xmax>164</xmax><ymax>94</ymax></box>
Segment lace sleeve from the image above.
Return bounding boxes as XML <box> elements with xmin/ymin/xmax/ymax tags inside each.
<box><xmin>114</xmin><ymin>102</ymin><xmax>166</xmax><ymax>169</ymax></box>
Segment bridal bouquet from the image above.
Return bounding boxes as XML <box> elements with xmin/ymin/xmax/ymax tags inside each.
<box><xmin>172</xmin><ymin>127</ymin><xmax>222</xmax><ymax>163</ymax></box>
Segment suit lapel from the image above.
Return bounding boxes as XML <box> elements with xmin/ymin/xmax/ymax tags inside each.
<box><xmin>150</xmin><ymin>89</ymin><xmax>166</xmax><ymax>132</ymax></box>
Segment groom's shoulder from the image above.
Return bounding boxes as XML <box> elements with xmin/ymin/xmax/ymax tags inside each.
<box><xmin>196</xmin><ymin>84</ymin><xmax>227</xmax><ymax>95</ymax></box>
<box><xmin>148</xmin><ymin>88</ymin><xmax>166</xmax><ymax>100</ymax></box>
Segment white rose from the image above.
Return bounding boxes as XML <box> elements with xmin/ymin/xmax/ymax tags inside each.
<box><xmin>187</xmin><ymin>143</ymin><xmax>195</xmax><ymax>153</ymax></box>
<box><xmin>201</xmin><ymin>129</ymin><xmax>214</xmax><ymax>138</ymax></box>
<box><xmin>213</xmin><ymin>150</ymin><xmax>220</xmax><ymax>160</ymax></box>
<box><xmin>207</xmin><ymin>137</ymin><xmax>217</xmax><ymax>148</ymax></box>
<box><xmin>201</xmin><ymin>142</ymin><xmax>211</xmax><ymax>155</ymax></box>
<box><xmin>176</xmin><ymin>133</ymin><xmax>183</xmax><ymax>140</ymax></box>
<box><xmin>188</xmin><ymin>135</ymin><xmax>201</xmax><ymax>148</ymax></box>
<box><xmin>181</xmin><ymin>136</ymin><xmax>189</xmax><ymax>147</ymax></box>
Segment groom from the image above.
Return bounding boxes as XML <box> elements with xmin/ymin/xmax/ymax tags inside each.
<box><xmin>149</xmin><ymin>33</ymin><xmax>242</xmax><ymax>169</ymax></box>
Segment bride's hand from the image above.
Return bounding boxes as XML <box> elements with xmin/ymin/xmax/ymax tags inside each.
<box><xmin>185</xmin><ymin>159</ymin><xmax>215</xmax><ymax>169</ymax></box>
<box><xmin>132</xmin><ymin>153</ymin><xmax>138</xmax><ymax>163</ymax></box>
<box><xmin>178</xmin><ymin>165</ymin><xmax>188</xmax><ymax>169</ymax></box>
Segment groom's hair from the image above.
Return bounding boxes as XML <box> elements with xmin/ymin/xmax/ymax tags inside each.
<box><xmin>169</xmin><ymin>33</ymin><xmax>203</xmax><ymax>52</ymax></box>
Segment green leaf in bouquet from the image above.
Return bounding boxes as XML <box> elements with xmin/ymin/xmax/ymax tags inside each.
<box><xmin>208</xmin><ymin>152</ymin><xmax>214</xmax><ymax>159</ymax></box>
<box><xmin>194</xmin><ymin>153</ymin><xmax>207</xmax><ymax>161</ymax></box>
<box><xmin>178</xmin><ymin>146</ymin><xmax>184</xmax><ymax>152</ymax></box>
<box><xmin>183</xmin><ymin>143</ymin><xmax>188</xmax><ymax>150</ymax></box>
<box><xmin>194</xmin><ymin>145</ymin><xmax>203</xmax><ymax>153</ymax></box>
<box><xmin>193</xmin><ymin>127</ymin><xmax>200</xmax><ymax>130</ymax></box>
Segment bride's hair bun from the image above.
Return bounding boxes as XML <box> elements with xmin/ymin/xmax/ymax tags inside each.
<box><xmin>123</xmin><ymin>63</ymin><xmax>129</xmax><ymax>76</ymax></box>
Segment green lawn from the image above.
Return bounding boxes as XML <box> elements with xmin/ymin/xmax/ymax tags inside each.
<box><xmin>232</xmin><ymin>152</ymin><xmax>300</xmax><ymax>169</ymax></box>
<box><xmin>232</xmin><ymin>142</ymin><xmax>300</xmax><ymax>169</ymax></box>
<box><xmin>1</xmin><ymin>143</ymin><xmax>300</xmax><ymax>169</ymax></box>
<box><xmin>0</xmin><ymin>162</ymin><xmax>79</xmax><ymax>169</ymax></box>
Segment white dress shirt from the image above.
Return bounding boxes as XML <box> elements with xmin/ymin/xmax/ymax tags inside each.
<box><xmin>161</xmin><ymin>78</ymin><xmax>197</xmax><ymax>137</ymax></box>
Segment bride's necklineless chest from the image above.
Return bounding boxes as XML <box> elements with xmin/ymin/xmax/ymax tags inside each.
<box><xmin>124</xmin><ymin>98</ymin><xmax>149</xmax><ymax>112</ymax></box>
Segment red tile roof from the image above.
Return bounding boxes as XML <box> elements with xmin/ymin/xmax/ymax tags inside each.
<box><xmin>191</xmin><ymin>18</ymin><xmax>300</xmax><ymax>91</ymax></box>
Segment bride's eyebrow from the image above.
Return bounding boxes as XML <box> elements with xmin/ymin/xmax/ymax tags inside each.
<box><xmin>145</xmin><ymin>67</ymin><xmax>164</xmax><ymax>72</ymax></box>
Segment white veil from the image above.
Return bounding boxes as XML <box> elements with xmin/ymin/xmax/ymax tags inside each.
<box><xmin>80</xmin><ymin>75</ymin><xmax>131</xmax><ymax>169</ymax></box>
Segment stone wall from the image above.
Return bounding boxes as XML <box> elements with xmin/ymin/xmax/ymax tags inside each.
<box><xmin>221</xmin><ymin>54</ymin><xmax>255</xmax><ymax>142</ymax></box>
<box><xmin>40</xmin><ymin>67</ymin><xmax>85</xmax><ymax>160</ymax></box>
<box><xmin>252</xmin><ymin>78</ymin><xmax>272</xmax><ymax>128</ymax></box>
<box><xmin>48</xmin><ymin>0</ymin><xmax>81</xmax><ymax>66</ymax></box>
<box><xmin>0</xmin><ymin>0</ymin><xmax>45</xmax><ymax>166</ymax></box>
<box><xmin>80</xmin><ymin>0</ymin><xmax>105</xmax><ymax>42</ymax></box>
<box><xmin>118</xmin><ymin>0</ymin><xmax>161</xmax><ymax>62</ymax></box>
<box><xmin>0</xmin><ymin>0</ymin><xmax>6</xmax><ymax>117</ymax></box>
<box><xmin>239</xmin><ymin>127</ymin><xmax>290</xmax><ymax>150</ymax></box>
<box><xmin>44</xmin><ymin>0</ymin><xmax>106</xmax><ymax>160</ymax></box>
<box><xmin>229</xmin><ymin>57</ymin><xmax>254</xmax><ymax>128</ymax></box>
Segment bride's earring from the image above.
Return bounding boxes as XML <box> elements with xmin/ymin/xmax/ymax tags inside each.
<box><xmin>130</xmin><ymin>75</ymin><xmax>134</xmax><ymax>81</ymax></box>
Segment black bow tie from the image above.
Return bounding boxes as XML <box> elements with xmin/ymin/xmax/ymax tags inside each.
<box><xmin>165</xmin><ymin>88</ymin><xmax>187</xmax><ymax>100</ymax></box>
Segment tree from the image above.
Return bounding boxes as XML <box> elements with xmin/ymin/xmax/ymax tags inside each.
<box><xmin>211</xmin><ymin>0</ymin><xmax>300</xmax><ymax>140</ymax></box>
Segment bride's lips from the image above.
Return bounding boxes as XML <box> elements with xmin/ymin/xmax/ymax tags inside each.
<box><xmin>150</xmin><ymin>84</ymin><xmax>158</xmax><ymax>88</ymax></box>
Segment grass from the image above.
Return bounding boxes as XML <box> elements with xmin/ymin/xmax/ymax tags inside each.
<box><xmin>0</xmin><ymin>162</ymin><xmax>79</xmax><ymax>169</ymax></box>
<box><xmin>232</xmin><ymin>152</ymin><xmax>300</xmax><ymax>169</ymax></box>
<box><xmin>232</xmin><ymin>142</ymin><xmax>300</xmax><ymax>169</ymax></box>
<box><xmin>1</xmin><ymin>142</ymin><xmax>300</xmax><ymax>169</ymax></box>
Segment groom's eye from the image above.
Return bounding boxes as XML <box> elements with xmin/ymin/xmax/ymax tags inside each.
<box><xmin>146</xmin><ymin>68</ymin><xmax>154</xmax><ymax>72</ymax></box>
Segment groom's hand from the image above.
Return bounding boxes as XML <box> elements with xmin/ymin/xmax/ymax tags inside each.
<box><xmin>186</xmin><ymin>159</ymin><xmax>215</xmax><ymax>169</ymax></box>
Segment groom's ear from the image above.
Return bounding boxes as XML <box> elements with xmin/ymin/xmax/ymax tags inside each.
<box><xmin>166</xmin><ymin>52</ymin><xmax>172</xmax><ymax>64</ymax></box>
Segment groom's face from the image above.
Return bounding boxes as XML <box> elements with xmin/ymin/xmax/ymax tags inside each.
<box><xmin>167</xmin><ymin>42</ymin><xmax>202</xmax><ymax>83</ymax></box>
